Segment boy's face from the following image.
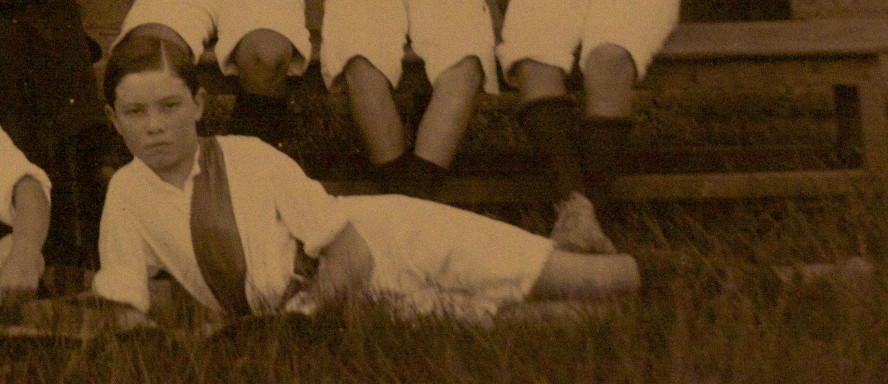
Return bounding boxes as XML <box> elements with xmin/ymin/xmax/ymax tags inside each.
<box><xmin>105</xmin><ymin>69</ymin><xmax>203</xmax><ymax>177</ymax></box>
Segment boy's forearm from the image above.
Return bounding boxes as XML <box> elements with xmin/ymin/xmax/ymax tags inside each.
<box><xmin>9</xmin><ymin>175</ymin><xmax>50</xmax><ymax>256</ymax></box>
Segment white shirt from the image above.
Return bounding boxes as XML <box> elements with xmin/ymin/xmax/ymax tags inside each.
<box><xmin>0</xmin><ymin>126</ymin><xmax>52</xmax><ymax>228</ymax></box>
<box><xmin>94</xmin><ymin>135</ymin><xmax>552</xmax><ymax>319</ymax></box>
<box><xmin>93</xmin><ymin>136</ymin><xmax>348</xmax><ymax>313</ymax></box>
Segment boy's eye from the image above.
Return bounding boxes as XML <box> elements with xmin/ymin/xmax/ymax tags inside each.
<box><xmin>123</xmin><ymin>106</ymin><xmax>145</xmax><ymax>116</ymax></box>
<box><xmin>163</xmin><ymin>100</ymin><xmax>181</xmax><ymax>110</ymax></box>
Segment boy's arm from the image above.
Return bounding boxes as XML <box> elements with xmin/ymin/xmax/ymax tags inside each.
<box><xmin>1</xmin><ymin>175</ymin><xmax>50</xmax><ymax>296</ymax></box>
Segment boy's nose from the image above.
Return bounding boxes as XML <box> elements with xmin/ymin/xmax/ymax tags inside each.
<box><xmin>145</xmin><ymin>111</ymin><xmax>165</xmax><ymax>134</ymax></box>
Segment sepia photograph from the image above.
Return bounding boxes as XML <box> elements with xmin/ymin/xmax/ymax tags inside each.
<box><xmin>0</xmin><ymin>0</ymin><xmax>887</xmax><ymax>382</ymax></box>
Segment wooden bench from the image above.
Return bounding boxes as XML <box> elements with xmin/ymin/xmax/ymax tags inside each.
<box><xmin>619</xmin><ymin>18</ymin><xmax>888</xmax><ymax>200</ymax></box>
<box><xmin>83</xmin><ymin>3</ymin><xmax>888</xmax><ymax>204</ymax></box>
<box><xmin>186</xmin><ymin>18</ymin><xmax>888</xmax><ymax>203</ymax></box>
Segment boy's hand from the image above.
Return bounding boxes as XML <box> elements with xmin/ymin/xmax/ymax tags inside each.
<box><xmin>314</xmin><ymin>223</ymin><xmax>374</xmax><ymax>303</ymax></box>
<box><xmin>0</xmin><ymin>237</ymin><xmax>44</xmax><ymax>303</ymax></box>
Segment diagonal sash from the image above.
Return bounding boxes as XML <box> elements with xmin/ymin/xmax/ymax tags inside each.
<box><xmin>190</xmin><ymin>137</ymin><xmax>251</xmax><ymax>317</ymax></box>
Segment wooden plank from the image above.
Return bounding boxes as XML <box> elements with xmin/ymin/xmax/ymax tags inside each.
<box><xmin>322</xmin><ymin>176</ymin><xmax>552</xmax><ymax>204</ymax></box>
<box><xmin>612</xmin><ymin>170</ymin><xmax>870</xmax><ymax>200</ymax></box>
<box><xmin>659</xmin><ymin>18</ymin><xmax>888</xmax><ymax>59</ymax></box>
<box><xmin>320</xmin><ymin>170</ymin><xmax>871</xmax><ymax>203</ymax></box>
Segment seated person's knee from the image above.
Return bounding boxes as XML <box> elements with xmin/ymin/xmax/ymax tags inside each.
<box><xmin>343</xmin><ymin>56</ymin><xmax>388</xmax><ymax>88</ymax></box>
<box><xmin>430</xmin><ymin>56</ymin><xmax>483</xmax><ymax>98</ymax></box>
<box><xmin>452</xmin><ymin>55</ymin><xmax>483</xmax><ymax>87</ymax></box>
<box><xmin>583</xmin><ymin>43</ymin><xmax>635</xmax><ymax>76</ymax></box>
<box><xmin>234</xmin><ymin>29</ymin><xmax>297</xmax><ymax>74</ymax></box>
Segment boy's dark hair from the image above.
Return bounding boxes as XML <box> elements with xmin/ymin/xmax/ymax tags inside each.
<box><xmin>103</xmin><ymin>34</ymin><xmax>199</xmax><ymax>106</ymax></box>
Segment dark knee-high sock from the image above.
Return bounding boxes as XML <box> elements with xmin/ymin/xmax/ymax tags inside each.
<box><xmin>369</xmin><ymin>152</ymin><xmax>414</xmax><ymax>194</ymax></box>
<box><xmin>579</xmin><ymin>117</ymin><xmax>633</xmax><ymax>203</ymax></box>
<box><xmin>228</xmin><ymin>92</ymin><xmax>294</xmax><ymax>146</ymax></box>
<box><xmin>518</xmin><ymin>96</ymin><xmax>586</xmax><ymax>202</ymax></box>
<box><xmin>370</xmin><ymin>152</ymin><xmax>448</xmax><ymax>198</ymax></box>
<box><xmin>406</xmin><ymin>155</ymin><xmax>448</xmax><ymax>198</ymax></box>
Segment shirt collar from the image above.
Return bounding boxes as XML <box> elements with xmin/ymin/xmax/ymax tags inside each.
<box><xmin>130</xmin><ymin>145</ymin><xmax>202</xmax><ymax>193</ymax></box>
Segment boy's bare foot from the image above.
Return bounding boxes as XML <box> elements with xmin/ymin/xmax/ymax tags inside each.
<box><xmin>550</xmin><ymin>191</ymin><xmax>617</xmax><ymax>254</ymax></box>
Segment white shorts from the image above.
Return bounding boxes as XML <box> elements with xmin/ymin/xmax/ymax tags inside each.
<box><xmin>498</xmin><ymin>0</ymin><xmax>680</xmax><ymax>83</ymax></box>
<box><xmin>115</xmin><ymin>0</ymin><xmax>313</xmax><ymax>76</ymax></box>
<box><xmin>321</xmin><ymin>0</ymin><xmax>499</xmax><ymax>94</ymax></box>
<box><xmin>338</xmin><ymin>195</ymin><xmax>552</xmax><ymax>318</ymax></box>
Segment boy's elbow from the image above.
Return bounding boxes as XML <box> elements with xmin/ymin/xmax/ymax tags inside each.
<box><xmin>13</xmin><ymin>176</ymin><xmax>50</xmax><ymax>211</ymax></box>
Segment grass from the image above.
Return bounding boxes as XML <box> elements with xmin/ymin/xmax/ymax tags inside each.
<box><xmin>2</xmin><ymin>193</ymin><xmax>887</xmax><ymax>383</ymax></box>
<box><xmin>7</xmin><ymin>60</ymin><xmax>885</xmax><ymax>382</ymax></box>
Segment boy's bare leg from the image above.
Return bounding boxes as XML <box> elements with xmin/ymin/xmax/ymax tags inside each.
<box><xmin>581</xmin><ymin>43</ymin><xmax>636</xmax><ymax>119</ymax></box>
<box><xmin>515</xmin><ymin>58</ymin><xmax>569</xmax><ymax>103</ymax></box>
<box><xmin>230</xmin><ymin>29</ymin><xmax>300</xmax><ymax>145</ymax></box>
<box><xmin>527</xmin><ymin>250</ymin><xmax>640</xmax><ymax>300</ymax></box>
<box><xmin>233</xmin><ymin>29</ymin><xmax>299</xmax><ymax>99</ymax></box>
<box><xmin>515</xmin><ymin>59</ymin><xmax>616</xmax><ymax>253</ymax></box>
<box><xmin>343</xmin><ymin>56</ymin><xmax>406</xmax><ymax>165</ymax></box>
<box><xmin>413</xmin><ymin>56</ymin><xmax>483</xmax><ymax>168</ymax></box>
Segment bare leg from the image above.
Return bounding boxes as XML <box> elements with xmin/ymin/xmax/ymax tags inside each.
<box><xmin>527</xmin><ymin>250</ymin><xmax>640</xmax><ymax>300</ymax></box>
<box><xmin>581</xmin><ymin>43</ymin><xmax>636</xmax><ymax>119</ymax></box>
<box><xmin>514</xmin><ymin>59</ymin><xmax>617</xmax><ymax>253</ymax></box>
<box><xmin>773</xmin><ymin>257</ymin><xmax>875</xmax><ymax>284</ymax></box>
<box><xmin>515</xmin><ymin>58</ymin><xmax>568</xmax><ymax>103</ymax></box>
<box><xmin>233</xmin><ymin>29</ymin><xmax>299</xmax><ymax>98</ymax></box>
<box><xmin>228</xmin><ymin>29</ymin><xmax>300</xmax><ymax>144</ymax></box>
<box><xmin>413</xmin><ymin>56</ymin><xmax>482</xmax><ymax>168</ymax></box>
<box><xmin>343</xmin><ymin>56</ymin><xmax>406</xmax><ymax>165</ymax></box>
<box><xmin>577</xmin><ymin>44</ymin><xmax>636</xmax><ymax>204</ymax></box>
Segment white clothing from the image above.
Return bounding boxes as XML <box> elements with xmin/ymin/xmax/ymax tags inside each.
<box><xmin>339</xmin><ymin>195</ymin><xmax>552</xmax><ymax>319</ymax></box>
<box><xmin>115</xmin><ymin>0</ymin><xmax>313</xmax><ymax>76</ymax></box>
<box><xmin>498</xmin><ymin>0</ymin><xmax>680</xmax><ymax>82</ymax></box>
<box><xmin>93</xmin><ymin>135</ymin><xmax>552</xmax><ymax>319</ymax></box>
<box><xmin>0</xmin><ymin>127</ymin><xmax>51</xmax><ymax>228</ymax></box>
<box><xmin>320</xmin><ymin>0</ymin><xmax>500</xmax><ymax>94</ymax></box>
<box><xmin>0</xmin><ymin>126</ymin><xmax>51</xmax><ymax>292</ymax></box>
<box><xmin>94</xmin><ymin>136</ymin><xmax>346</xmax><ymax>313</ymax></box>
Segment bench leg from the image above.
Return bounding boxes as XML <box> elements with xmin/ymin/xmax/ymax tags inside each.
<box><xmin>860</xmin><ymin>57</ymin><xmax>888</xmax><ymax>198</ymax></box>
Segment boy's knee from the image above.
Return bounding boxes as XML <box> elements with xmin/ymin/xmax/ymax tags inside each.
<box><xmin>582</xmin><ymin>44</ymin><xmax>635</xmax><ymax>77</ymax></box>
<box><xmin>233</xmin><ymin>29</ymin><xmax>295</xmax><ymax>74</ymax></box>
<box><xmin>344</xmin><ymin>56</ymin><xmax>380</xmax><ymax>77</ymax></box>
<box><xmin>123</xmin><ymin>23</ymin><xmax>191</xmax><ymax>56</ymax></box>
<box><xmin>453</xmin><ymin>56</ymin><xmax>483</xmax><ymax>85</ymax></box>
<box><xmin>343</xmin><ymin>56</ymin><xmax>388</xmax><ymax>88</ymax></box>
<box><xmin>434</xmin><ymin>56</ymin><xmax>483</xmax><ymax>92</ymax></box>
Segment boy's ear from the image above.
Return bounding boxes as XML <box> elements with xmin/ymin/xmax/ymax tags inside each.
<box><xmin>104</xmin><ymin>104</ymin><xmax>122</xmax><ymax>135</ymax></box>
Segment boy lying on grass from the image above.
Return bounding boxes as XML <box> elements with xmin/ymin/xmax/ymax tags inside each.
<box><xmin>0</xmin><ymin>126</ymin><xmax>51</xmax><ymax>305</ymax></box>
<box><xmin>90</xmin><ymin>35</ymin><xmax>876</xmax><ymax>331</ymax></box>
<box><xmin>91</xmin><ymin>35</ymin><xmax>641</xmax><ymax>327</ymax></box>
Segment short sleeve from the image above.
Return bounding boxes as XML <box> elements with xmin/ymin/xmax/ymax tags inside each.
<box><xmin>0</xmin><ymin>128</ymin><xmax>51</xmax><ymax>225</ymax></box>
<box><xmin>266</xmin><ymin>144</ymin><xmax>349</xmax><ymax>257</ymax></box>
<box><xmin>91</xmin><ymin>179</ymin><xmax>152</xmax><ymax>313</ymax></box>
